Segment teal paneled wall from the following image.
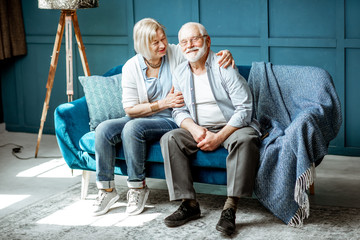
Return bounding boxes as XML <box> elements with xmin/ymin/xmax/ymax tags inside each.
<box><xmin>200</xmin><ymin>0</ymin><xmax>262</xmax><ymax>37</ymax></box>
<box><xmin>269</xmin><ymin>0</ymin><xmax>336</xmax><ymax>38</ymax></box>
<box><xmin>1</xmin><ymin>0</ymin><xmax>359</xmax><ymax>156</ymax></box>
<box><xmin>346</xmin><ymin>49</ymin><xmax>360</xmax><ymax>148</ymax></box>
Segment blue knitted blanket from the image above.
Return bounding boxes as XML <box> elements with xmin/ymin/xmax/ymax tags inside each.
<box><xmin>248</xmin><ymin>62</ymin><xmax>342</xmax><ymax>226</ymax></box>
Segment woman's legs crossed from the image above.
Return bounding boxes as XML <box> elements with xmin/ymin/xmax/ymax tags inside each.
<box><xmin>122</xmin><ymin>117</ymin><xmax>178</xmax><ymax>187</ymax></box>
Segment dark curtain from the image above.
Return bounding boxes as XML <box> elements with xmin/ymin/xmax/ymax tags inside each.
<box><xmin>0</xmin><ymin>0</ymin><xmax>27</xmax><ymax>60</ymax></box>
<box><xmin>0</xmin><ymin>74</ymin><xmax>3</xmax><ymax>123</ymax></box>
<box><xmin>0</xmin><ymin>0</ymin><xmax>27</xmax><ymax>123</ymax></box>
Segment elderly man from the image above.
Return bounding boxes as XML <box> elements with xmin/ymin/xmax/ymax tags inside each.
<box><xmin>160</xmin><ymin>22</ymin><xmax>260</xmax><ymax>235</ymax></box>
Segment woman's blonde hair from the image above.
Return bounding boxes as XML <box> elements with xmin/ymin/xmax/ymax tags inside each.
<box><xmin>133</xmin><ymin>18</ymin><xmax>166</xmax><ymax>60</ymax></box>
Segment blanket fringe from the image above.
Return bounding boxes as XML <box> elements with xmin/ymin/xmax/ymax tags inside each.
<box><xmin>288</xmin><ymin>163</ymin><xmax>316</xmax><ymax>227</ymax></box>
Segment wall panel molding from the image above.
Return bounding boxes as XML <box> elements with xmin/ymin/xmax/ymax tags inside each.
<box><xmin>268</xmin><ymin>38</ymin><xmax>337</xmax><ymax>48</ymax></box>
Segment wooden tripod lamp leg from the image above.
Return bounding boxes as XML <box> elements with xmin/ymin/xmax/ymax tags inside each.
<box><xmin>35</xmin><ymin>11</ymin><xmax>66</xmax><ymax>158</ymax></box>
<box><xmin>71</xmin><ymin>11</ymin><xmax>91</xmax><ymax>76</ymax></box>
<box><xmin>65</xmin><ymin>11</ymin><xmax>74</xmax><ymax>102</ymax></box>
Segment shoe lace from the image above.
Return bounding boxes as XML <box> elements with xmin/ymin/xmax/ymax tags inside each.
<box><xmin>223</xmin><ymin>209</ymin><xmax>235</xmax><ymax>220</ymax></box>
<box><xmin>127</xmin><ymin>189</ymin><xmax>140</xmax><ymax>206</ymax></box>
<box><xmin>94</xmin><ymin>191</ymin><xmax>106</xmax><ymax>206</ymax></box>
<box><xmin>175</xmin><ymin>201</ymin><xmax>193</xmax><ymax>216</ymax></box>
<box><xmin>177</xmin><ymin>204</ymin><xmax>187</xmax><ymax>214</ymax></box>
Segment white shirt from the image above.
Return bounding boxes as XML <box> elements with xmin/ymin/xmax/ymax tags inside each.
<box><xmin>193</xmin><ymin>72</ymin><xmax>227</xmax><ymax>127</ymax></box>
<box><xmin>172</xmin><ymin>50</ymin><xmax>260</xmax><ymax>133</ymax></box>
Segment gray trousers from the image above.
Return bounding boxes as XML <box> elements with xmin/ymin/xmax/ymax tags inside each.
<box><xmin>160</xmin><ymin>126</ymin><xmax>260</xmax><ymax>201</ymax></box>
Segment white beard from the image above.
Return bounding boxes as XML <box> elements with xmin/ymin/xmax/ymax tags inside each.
<box><xmin>183</xmin><ymin>42</ymin><xmax>207</xmax><ymax>63</ymax></box>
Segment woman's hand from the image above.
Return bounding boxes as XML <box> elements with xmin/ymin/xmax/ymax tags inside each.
<box><xmin>125</xmin><ymin>86</ymin><xmax>184</xmax><ymax>118</ymax></box>
<box><xmin>162</xmin><ymin>86</ymin><xmax>184</xmax><ymax>109</ymax></box>
<box><xmin>216</xmin><ymin>50</ymin><xmax>235</xmax><ymax>69</ymax></box>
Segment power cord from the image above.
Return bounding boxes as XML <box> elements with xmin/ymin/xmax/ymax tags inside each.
<box><xmin>0</xmin><ymin>143</ymin><xmax>62</xmax><ymax>160</ymax></box>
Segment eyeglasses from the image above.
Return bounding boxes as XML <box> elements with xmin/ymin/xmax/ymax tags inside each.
<box><xmin>151</xmin><ymin>37</ymin><xmax>167</xmax><ymax>47</ymax></box>
<box><xmin>179</xmin><ymin>35</ymin><xmax>208</xmax><ymax>47</ymax></box>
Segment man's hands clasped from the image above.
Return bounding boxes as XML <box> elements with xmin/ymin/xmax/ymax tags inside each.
<box><xmin>189</xmin><ymin>125</ymin><xmax>222</xmax><ymax>151</ymax></box>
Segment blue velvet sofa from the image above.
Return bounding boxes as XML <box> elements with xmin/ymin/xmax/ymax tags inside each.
<box><xmin>55</xmin><ymin>65</ymin><xmax>251</xmax><ymax>199</ymax></box>
<box><xmin>55</xmin><ymin>62</ymin><xmax>342</xmax><ymax>226</ymax></box>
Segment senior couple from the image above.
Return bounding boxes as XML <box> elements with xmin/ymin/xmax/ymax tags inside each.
<box><xmin>93</xmin><ymin>18</ymin><xmax>260</xmax><ymax>236</ymax></box>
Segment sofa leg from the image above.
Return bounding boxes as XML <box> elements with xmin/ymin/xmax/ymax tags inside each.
<box><xmin>309</xmin><ymin>182</ymin><xmax>315</xmax><ymax>195</ymax></box>
<box><xmin>81</xmin><ymin>170</ymin><xmax>91</xmax><ymax>200</ymax></box>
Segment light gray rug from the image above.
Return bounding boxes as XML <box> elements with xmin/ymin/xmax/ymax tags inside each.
<box><xmin>0</xmin><ymin>183</ymin><xmax>359</xmax><ymax>240</ymax></box>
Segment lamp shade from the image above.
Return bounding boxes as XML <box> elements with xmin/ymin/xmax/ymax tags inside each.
<box><xmin>38</xmin><ymin>0</ymin><xmax>99</xmax><ymax>10</ymax></box>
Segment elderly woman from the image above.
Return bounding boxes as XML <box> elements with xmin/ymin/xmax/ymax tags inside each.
<box><xmin>93</xmin><ymin>18</ymin><xmax>234</xmax><ymax>216</ymax></box>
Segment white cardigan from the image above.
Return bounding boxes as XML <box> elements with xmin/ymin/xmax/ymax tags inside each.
<box><xmin>121</xmin><ymin>44</ymin><xmax>184</xmax><ymax>109</ymax></box>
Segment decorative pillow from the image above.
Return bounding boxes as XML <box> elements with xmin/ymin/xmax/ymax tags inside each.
<box><xmin>79</xmin><ymin>73</ymin><xmax>125</xmax><ymax>131</ymax></box>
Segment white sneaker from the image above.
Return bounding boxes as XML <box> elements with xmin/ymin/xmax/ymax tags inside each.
<box><xmin>92</xmin><ymin>189</ymin><xmax>120</xmax><ymax>216</ymax></box>
<box><xmin>126</xmin><ymin>186</ymin><xmax>150</xmax><ymax>216</ymax></box>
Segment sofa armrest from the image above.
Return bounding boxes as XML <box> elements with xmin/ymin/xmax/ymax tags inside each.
<box><xmin>54</xmin><ymin>96</ymin><xmax>90</xmax><ymax>168</ymax></box>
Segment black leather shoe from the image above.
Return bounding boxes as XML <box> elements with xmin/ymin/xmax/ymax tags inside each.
<box><xmin>164</xmin><ymin>201</ymin><xmax>201</xmax><ymax>227</ymax></box>
<box><xmin>216</xmin><ymin>208</ymin><xmax>236</xmax><ymax>235</ymax></box>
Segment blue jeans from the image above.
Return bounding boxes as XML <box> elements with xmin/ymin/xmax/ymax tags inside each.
<box><xmin>95</xmin><ymin>116</ymin><xmax>178</xmax><ymax>189</ymax></box>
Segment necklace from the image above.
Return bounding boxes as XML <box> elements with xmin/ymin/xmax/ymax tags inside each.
<box><xmin>144</xmin><ymin>57</ymin><xmax>162</xmax><ymax>68</ymax></box>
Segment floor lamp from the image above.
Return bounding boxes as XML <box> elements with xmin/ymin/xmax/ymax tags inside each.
<box><xmin>35</xmin><ymin>0</ymin><xmax>98</xmax><ymax>158</ymax></box>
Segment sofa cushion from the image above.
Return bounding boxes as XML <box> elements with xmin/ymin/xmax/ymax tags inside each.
<box><xmin>79</xmin><ymin>131</ymin><xmax>96</xmax><ymax>153</ymax></box>
<box><xmin>79</xmin><ymin>131</ymin><xmax>228</xmax><ymax>169</ymax></box>
<box><xmin>79</xmin><ymin>131</ymin><xmax>124</xmax><ymax>160</ymax></box>
<box><xmin>79</xmin><ymin>73</ymin><xmax>125</xmax><ymax>131</ymax></box>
